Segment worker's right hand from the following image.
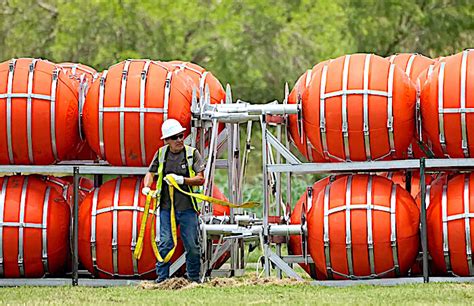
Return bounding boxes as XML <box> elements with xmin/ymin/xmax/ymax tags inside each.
<box><xmin>141</xmin><ymin>186</ymin><xmax>151</xmax><ymax>196</ymax></box>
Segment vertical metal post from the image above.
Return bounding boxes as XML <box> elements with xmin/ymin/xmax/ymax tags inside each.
<box><xmin>405</xmin><ymin>171</ymin><xmax>412</xmax><ymax>194</ymax></box>
<box><xmin>261</xmin><ymin>116</ymin><xmax>271</xmax><ymax>277</ymax></box>
<box><xmin>93</xmin><ymin>174</ymin><xmax>102</xmax><ymax>188</ymax></box>
<box><xmin>72</xmin><ymin>166</ymin><xmax>79</xmax><ymax>286</ymax></box>
<box><xmin>420</xmin><ymin>158</ymin><xmax>429</xmax><ymax>283</ymax></box>
<box><xmin>226</xmin><ymin>97</ymin><xmax>237</xmax><ymax>274</ymax></box>
<box><xmin>275</xmin><ymin>121</ymin><xmax>282</xmax><ymax>279</ymax></box>
<box><xmin>232</xmin><ymin>122</ymin><xmax>242</xmax><ymax>271</ymax></box>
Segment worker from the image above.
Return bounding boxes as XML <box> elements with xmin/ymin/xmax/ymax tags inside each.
<box><xmin>142</xmin><ymin>118</ymin><xmax>205</xmax><ymax>283</ymax></box>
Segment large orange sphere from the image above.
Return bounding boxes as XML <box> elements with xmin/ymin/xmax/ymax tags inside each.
<box><xmin>427</xmin><ymin>173</ymin><xmax>474</xmax><ymax>276</ymax></box>
<box><xmin>288</xmin><ymin>61</ymin><xmax>328</xmax><ymax>161</ymax></box>
<box><xmin>301</xmin><ymin>54</ymin><xmax>416</xmax><ymax>162</ymax></box>
<box><xmin>59</xmin><ymin>62</ymin><xmax>99</xmax><ymax>93</ymax></box>
<box><xmin>307</xmin><ymin>175</ymin><xmax>419</xmax><ymax>279</ymax></box>
<box><xmin>44</xmin><ymin>175</ymin><xmax>94</xmax><ymax>208</ymax></box>
<box><xmin>210</xmin><ymin>185</ymin><xmax>230</xmax><ymax>217</ymax></box>
<box><xmin>289</xmin><ymin>175</ymin><xmax>341</xmax><ymax>278</ymax></box>
<box><xmin>387</xmin><ymin>53</ymin><xmax>436</xmax><ymax>158</ymax></box>
<box><xmin>380</xmin><ymin>171</ymin><xmax>433</xmax><ymax>199</ymax></box>
<box><xmin>168</xmin><ymin>61</ymin><xmax>225</xmax><ymax>104</ymax></box>
<box><xmin>83</xmin><ymin>60</ymin><xmax>195</xmax><ymax>166</ymax></box>
<box><xmin>0</xmin><ymin>175</ymin><xmax>70</xmax><ymax>277</ymax></box>
<box><xmin>78</xmin><ymin>176</ymin><xmax>185</xmax><ymax>279</ymax></box>
<box><xmin>387</xmin><ymin>53</ymin><xmax>435</xmax><ymax>81</ymax></box>
<box><xmin>421</xmin><ymin>49</ymin><xmax>474</xmax><ymax>157</ymax></box>
<box><xmin>0</xmin><ymin>58</ymin><xmax>80</xmax><ymax>164</ymax></box>
<box><xmin>58</xmin><ymin>62</ymin><xmax>99</xmax><ymax>161</ymax></box>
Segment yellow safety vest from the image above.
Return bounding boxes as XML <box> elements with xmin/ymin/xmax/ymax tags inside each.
<box><xmin>155</xmin><ymin>144</ymin><xmax>201</xmax><ymax>212</ymax></box>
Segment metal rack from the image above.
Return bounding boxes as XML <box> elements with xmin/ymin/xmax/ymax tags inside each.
<box><xmin>1</xmin><ymin>84</ymin><xmax>474</xmax><ymax>286</ymax></box>
<box><xmin>193</xmin><ymin>85</ymin><xmax>474</xmax><ymax>283</ymax></box>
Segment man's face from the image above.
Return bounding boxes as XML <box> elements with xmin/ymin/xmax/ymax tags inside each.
<box><xmin>165</xmin><ymin>133</ymin><xmax>185</xmax><ymax>152</ymax></box>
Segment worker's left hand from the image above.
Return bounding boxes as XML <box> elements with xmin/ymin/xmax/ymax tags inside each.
<box><xmin>165</xmin><ymin>173</ymin><xmax>184</xmax><ymax>185</ymax></box>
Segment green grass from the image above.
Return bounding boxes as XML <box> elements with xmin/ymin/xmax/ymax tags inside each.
<box><xmin>0</xmin><ymin>283</ymin><xmax>473</xmax><ymax>305</ymax></box>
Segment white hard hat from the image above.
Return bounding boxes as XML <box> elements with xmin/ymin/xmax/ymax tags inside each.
<box><xmin>161</xmin><ymin>119</ymin><xmax>186</xmax><ymax>140</ymax></box>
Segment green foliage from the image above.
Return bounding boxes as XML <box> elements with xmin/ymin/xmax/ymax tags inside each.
<box><xmin>346</xmin><ymin>0</ymin><xmax>474</xmax><ymax>57</ymax></box>
<box><xmin>2</xmin><ymin>0</ymin><xmax>470</xmax><ymax>102</ymax></box>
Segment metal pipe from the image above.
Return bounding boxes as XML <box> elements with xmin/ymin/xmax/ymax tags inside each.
<box><xmin>261</xmin><ymin>117</ymin><xmax>271</xmax><ymax>277</ymax></box>
<box><xmin>200</xmin><ymin>224</ymin><xmax>302</xmax><ymax>236</ymax></box>
<box><xmin>208</xmin><ymin>103</ymin><xmax>298</xmax><ymax>115</ymax></box>
<box><xmin>72</xmin><ymin>167</ymin><xmax>79</xmax><ymax>286</ymax></box>
<box><xmin>276</xmin><ymin>122</ymin><xmax>282</xmax><ymax>279</ymax></box>
<box><xmin>420</xmin><ymin>158</ymin><xmax>429</xmax><ymax>283</ymax></box>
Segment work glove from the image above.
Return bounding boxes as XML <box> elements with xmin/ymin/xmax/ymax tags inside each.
<box><xmin>141</xmin><ymin>186</ymin><xmax>151</xmax><ymax>196</ymax></box>
<box><xmin>164</xmin><ymin>173</ymin><xmax>185</xmax><ymax>185</ymax></box>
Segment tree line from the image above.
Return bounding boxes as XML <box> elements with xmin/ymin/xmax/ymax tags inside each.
<box><xmin>0</xmin><ymin>0</ymin><xmax>472</xmax><ymax>102</ymax></box>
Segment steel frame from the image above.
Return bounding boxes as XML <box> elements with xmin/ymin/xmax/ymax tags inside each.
<box><xmin>1</xmin><ymin>84</ymin><xmax>474</xmax><ymax>286</ymax></box>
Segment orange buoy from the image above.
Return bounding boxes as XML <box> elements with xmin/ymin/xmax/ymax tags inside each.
<box><xmin>301</xmin><ymin>54</ymin><xmax>416</xmax><ymax>162</ymax></box>
<box><xmin>289</xmin><ymin>175</ymin><xmax>339</xmax><ymax>278</ymax></box>
<box><xmin>78</xmin><ymin>176</ymin><xmax>185</xmax><ymax>278</ymax></box>
<box><xmin>380</xmin><ymin>171</ymin><xmax>433</xmax><ymax>198</ymax></box>
<box><xmin>59</xmin><ymin>62</ymin><xmax>99</xmax><ymax>161</ymax></box>
<box><xmin>210</xmin><ymin>185</ymin><xmax>230</xmax><ymax>217</ymax></box>
<box><xmin>59</xmin><ymin>63</ymin><xmax>99</xmax><ymax>90</ymax></box>
<box><xmin>387</xmin><ymin>53</ymin><xmax>435</xmax><ymax>82</ymax></box>
<box><xmin>0</xmin><ymin>175</ymin><xmax>70</xmax><ymax>277</ymax></box>
<box><xmin>288</xmin><ymin>61</ymin><xmax>328</xmax><ymax>161</ymax></box>
<box><xmin>45</xmin><ymin>175</ymin><xmax>94</xmax><ymax>207</ymax></box>
<box><xmin>426</xmin><ymin>173</ymin><xmax>474</xmax><ymax>276</ymax></box>
<box><xmin>0</xmin><ymin>58</ymin><xmax>80</xmax><ymax>164</ymax></box>
<box><xmin>408</xmin><ymin>64</ymin><xmax>437</xmax><ymax>157</ymax></box>
<box><xmin>420</xmin><ymin>49</ymin><xmax>474</xmax><ymax>158</ymax></box>
<box><xmin>83</xmin><ymin>60</ymin><xmax>194</xmax><ymax>166</ymax></box>
<box><xmin>168</xmin><ymin>61</ymin><xmax>225</xmax><ymax>104</ymax></box>
<box><xmin>307</xmin><ymin>175</ymin><xmax>419</xmax><ymax>279</ymax></box>
<box><xmin>387</xmin><ymin>54</ymin><xmax>436</xmax><ymax>158</ymax></box>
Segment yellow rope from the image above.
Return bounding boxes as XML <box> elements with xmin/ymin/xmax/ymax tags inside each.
<box><xmin>133</xmin><ymin>174</ymin><xmax>260</xmax><ymax>261</ymax></box>
<box><xmin>150</xmin><ymin>184</ymin><xmax>178</xmax><ymax>263</ymax></box>
<box><xmin>164</xmin><ymin>175</ymin><xmax>260</xmax><ymax>209</ymax></box>
<box><xmin>133</xmin><ymin>192</ymin><xmax>153</xmax><ymax>260</ymax></box>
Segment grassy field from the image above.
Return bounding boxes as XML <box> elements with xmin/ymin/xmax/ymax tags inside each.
<box><xmin>0</xmin><ymin>282</ymin><xmax>473</xmax><ymax>305</ymax></box>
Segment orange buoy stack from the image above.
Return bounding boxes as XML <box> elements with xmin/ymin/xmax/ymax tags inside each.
<box><xmin>427</xmin><ymin>173</ymin><xmax>474</xmax><ymax>276</ymax></box>
<box><xmin>293</xmin><ymin>54</ymin><xmax>416</xmax><ymax>162</ymax></box>
<box><xmin>307</xmin><ymin>175</ymin><xmax>420</xmax><ymax>279</ymax></box>
<box><xmin>78</xmin><ymin>176</ymin><xmax>184</xmax><ymax>278</ymax></box>
<box><xmin>83</xmin><ymin>60</ymin><xmax>195</xmax><ymax>166</ymax></box>
<box><xmin>0</xmin><ymin>58</ymin><xmax>80</xmax><ymax>164</ymax></box>
<box><xmin>421</xmin><ymin>49</ymin><xmax>474</xmax><ymax>158</ymax></box>
<box><xmin>0</xmin><ymin>176</ymin><xmax>70</xmax><ymax>277</ymax></box>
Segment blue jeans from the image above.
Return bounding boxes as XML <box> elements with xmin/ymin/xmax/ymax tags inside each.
<box><xmin>156</xmin><ymin>208</ymin><xmax>201</xmax><ymax>282</ymax></box>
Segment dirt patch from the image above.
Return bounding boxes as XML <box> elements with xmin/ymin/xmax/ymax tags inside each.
<box><xmin>243</xmin><ymin>275</ymin><xmax>302</xmax><ymax>286</ymax></box>
<box><xmin>139</xmin><ymin>275</ymin><xmax>305</xmax><ymax>290</ymax></box>
<box><xmin>139</xmin><ymin>278</ymin><xmax>195</xmax><ymax>290</ymax></box>
<box><xmin>206</xmin><ymin>277</ymin><xmax>240</xmax><ymax>287</ymax></box>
